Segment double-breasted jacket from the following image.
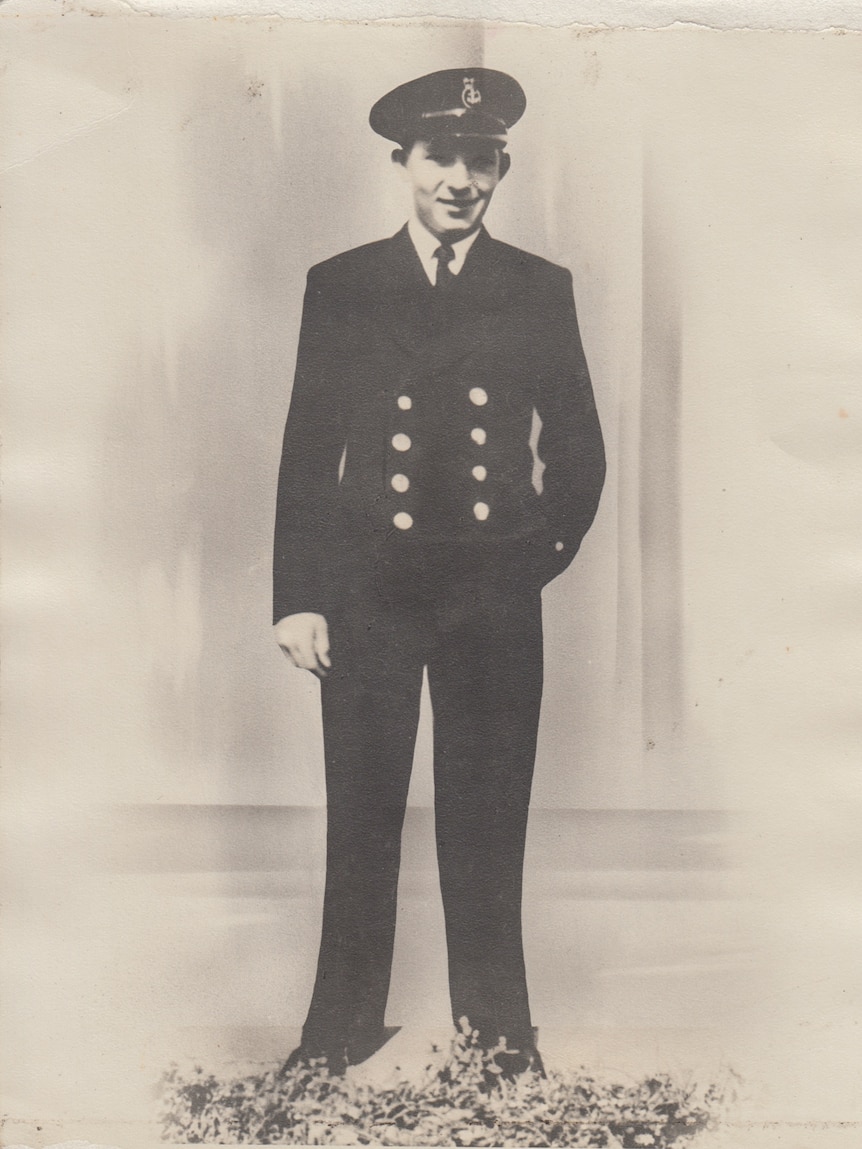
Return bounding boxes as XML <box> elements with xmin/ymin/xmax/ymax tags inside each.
<box><xmin>273</xmin><ymin>225</ymin><xmax>605</xmax><ymax>622</ymax></box>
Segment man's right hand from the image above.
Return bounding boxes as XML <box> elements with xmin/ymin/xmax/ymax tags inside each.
<box><xmin>274</xmin><ymin>613</ymin><xmax>331</xmax><ymax>678</ymax></box>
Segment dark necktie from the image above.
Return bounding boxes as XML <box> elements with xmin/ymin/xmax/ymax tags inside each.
<box><xmin>434</xmin><ymin>243</ymin><xmax>456</xmax><ymax>289</ymax></box>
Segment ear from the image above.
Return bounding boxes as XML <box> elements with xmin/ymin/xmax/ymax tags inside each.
<box><xmin>499</xmin><ymin>151</ymin><xmax>512</xmax><ymax>179</ymax></box>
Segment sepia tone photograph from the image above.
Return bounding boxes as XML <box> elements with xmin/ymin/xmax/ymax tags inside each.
<box><xmin>1</xmin><ymin>5</ymin><xmax>861</xmax><ymax>1147</ymax></box>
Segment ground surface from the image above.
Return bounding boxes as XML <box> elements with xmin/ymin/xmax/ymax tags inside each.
<box><xmin>4</xmin><ymin>807</ymin><xmax>860</xmax><ymax>1148</ymax></box>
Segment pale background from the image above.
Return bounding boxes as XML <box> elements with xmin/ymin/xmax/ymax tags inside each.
<box><xmin>1</xmin><ymin>11</ymin><xmax>861</xmax><ymax>1148</ymax></box>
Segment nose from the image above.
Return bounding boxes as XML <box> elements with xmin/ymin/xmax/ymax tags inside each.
<box><xmin>445</xmin><ymin>161</ymin><xmax>474</xmax><ymax>195</ymax></box>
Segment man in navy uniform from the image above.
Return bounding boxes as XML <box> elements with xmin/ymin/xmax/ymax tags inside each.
<box><xmin>273</xmin><ymin>69</ymin><xmax>605</xmax><ymax>1078</ymax></box>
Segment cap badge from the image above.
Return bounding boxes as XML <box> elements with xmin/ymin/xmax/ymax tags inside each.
<box><xmin>461</xmin><ymin>76</ymin><xmax>482</xmax><ymax>108</ymax></box>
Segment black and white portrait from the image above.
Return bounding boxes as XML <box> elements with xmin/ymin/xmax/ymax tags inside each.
<box><xmin>2</xmin><ymin>6</ymin><xmax>861</xmax><ymax>1148</ymax></box>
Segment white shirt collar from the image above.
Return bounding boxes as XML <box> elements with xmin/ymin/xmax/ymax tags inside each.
<box><xmin>407</xmin><ymin>217</ymin><xmax>482</xmax><ymax>285</ymax></box>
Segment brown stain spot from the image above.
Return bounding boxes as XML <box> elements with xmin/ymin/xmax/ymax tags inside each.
<box><xmin>839</xmin><ymin>408</ymin><xmax>849</xmax><ymax>419</ymax></box>
<box><xmin>583</xmin><ymin>51</ymin><xmax>601</xmax><ymax>87</ymax></box>
<box><xmin>247</xmin><ymin>79</ymin><xmax>264</xmax><ymax>101</ymax></box>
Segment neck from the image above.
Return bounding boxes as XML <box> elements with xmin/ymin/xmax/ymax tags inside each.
<box><xmin>413</xmin><ymin>218</ymin><xmax>482</xmax><ymax>247</ymax></box>
<box><xmin>438</xmin><ymin>226</ymin><xmax>480</xmax><ymax>246</ymax></box>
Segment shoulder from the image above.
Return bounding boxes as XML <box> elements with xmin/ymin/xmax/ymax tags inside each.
<box><xmin>481</xmin><ymin>236</ymin><xmax>575</xmax><ymax>319</ymax></box>
<box><xmin>305</xmin><ymin>234</ymin><xmax>400</xmax><ymax>292</ymax></box>
<box><xmin>483</xmin><ymin>235</ymin><xmax>573</xmax><ymax>293</ymax></box>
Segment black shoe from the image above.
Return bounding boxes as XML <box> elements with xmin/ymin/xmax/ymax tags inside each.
<box><xmin>493</xmin><ymin>1045</ymin><xmax>546</xmax><ymax>1081</ymax></box>
<box><xmin>484</xmin><ymin>1026</ymin><xmax>546</xmax><ymax>1085</ymax></box>
<box><xmin>278</xmin><ymin>1042</ymin><xmax>348</xmax><ymax>1079</ymax></box>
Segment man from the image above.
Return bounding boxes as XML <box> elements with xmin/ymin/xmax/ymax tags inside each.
<box><xmin>273</xmin><ymin>69</ymin><xmax>605</xmax><ymax>1079</ymax></box>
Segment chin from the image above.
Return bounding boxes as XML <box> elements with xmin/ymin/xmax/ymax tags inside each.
<box><xmin>439</xmin><ymin>214</ymin><xmax>480</xmax><ymax>236</ymax></box>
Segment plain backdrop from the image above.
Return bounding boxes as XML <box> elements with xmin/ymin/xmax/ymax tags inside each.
<box><xmin>2</xmin><ymin>18</ymin><xmax>684</xmax><ymax>811</ymax></box>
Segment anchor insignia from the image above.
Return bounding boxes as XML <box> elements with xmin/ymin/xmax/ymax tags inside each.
<box><xmin>461</xmin><ymin>76</ymin><xmax>482</xmax><ymax>108</ymax></box>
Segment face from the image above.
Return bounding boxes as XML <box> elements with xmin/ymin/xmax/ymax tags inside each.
<box><xmin>397</xmin><ymin>138</ymin><xmax>508</xmax><ymax>241</ymax></box>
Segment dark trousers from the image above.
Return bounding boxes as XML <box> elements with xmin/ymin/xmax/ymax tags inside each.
<box><xmin>301</xmin><ymin>547</ymin><xmax>544</xmax><ymax>1057</ymax></box>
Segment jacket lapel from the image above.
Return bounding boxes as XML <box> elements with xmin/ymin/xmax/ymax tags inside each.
<box><xmin>361</xmin><ymin>225</ymin><xmax>515</xmax><ymax>375</ymax></box>
<box><xmin>375</xmin><ymin>224</ymin><xmax>436</xmax><ymax>349</ymax></box>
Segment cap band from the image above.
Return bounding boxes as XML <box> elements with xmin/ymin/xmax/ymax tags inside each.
<box><xmin>421</xmin><ymin>108</ymin><xmax>506</xmax><ymax>125</ymax></box>
<box><xmin>418</xmin><ymin>109</ymin><xmax>508</xmax><ymax>144</ymax></box>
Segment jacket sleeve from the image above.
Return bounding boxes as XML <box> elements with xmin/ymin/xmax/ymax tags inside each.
<box><xmin>533</xmin><ymin>265</ymin><xmax>606</xmax><ymax>585</ymax></box>
<box><xmin>272</xmin><ymin>266</ymin><xmax>348</xmax><ymax>623</ymax></box>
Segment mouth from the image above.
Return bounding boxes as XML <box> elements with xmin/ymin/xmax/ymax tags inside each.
<box><xmin>438</xmin><ymin>198</ymin><xmax>481</xmax><ymax>211</ymax></box>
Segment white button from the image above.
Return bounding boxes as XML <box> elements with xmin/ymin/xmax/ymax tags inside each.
<box><xmin>472</xmin><ymin>465</ymin><xmax>487</xmax><ymax>481</ymax></box>
<box><xmin>470</xmin><ymin>428</ymin><xmax>487</xmax><ymax>445</ymax></box>
<box><xmin>393</xmin><ymin>512</ymin><xmax>413</xmax><ymax>530</ymax></box>
<box><xmin>391</xmin><ymin>473</ymin><xmax>410</xmax><ymax>493</ymax></box>
<box><xmin>397</xmin><ymin>395</ymin><xmax>412</xmax><ymax>411</ymax></box>
<box><xmin>555</xmin><ymin>540</ymin><xmax>565</xmax><ymax>552</ymax></box>
<box><xmin>392</xmin><ymin>433</ymin><xmax>411</xmax><ymax>451</ymax></box>
<box><xmin>469</xmin><ymin>387</ymin><xmax>488</xmax><ymax>406</ymax></box>
<box><xmin>473</xmin><ymin>502</ymin><xmax>490</xmax><ymax>521</ymax></box>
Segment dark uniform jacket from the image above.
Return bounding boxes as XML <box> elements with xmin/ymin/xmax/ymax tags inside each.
<box><xmin>273</xmin><ymin>224</ymin><xmax>605</xmax><ymax>623</ymax></box>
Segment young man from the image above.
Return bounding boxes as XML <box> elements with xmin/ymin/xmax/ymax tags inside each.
<box><xmin>273</xmin><ymin>69</ymin><xmax>605</xmax><ymax>1077</ymax></box>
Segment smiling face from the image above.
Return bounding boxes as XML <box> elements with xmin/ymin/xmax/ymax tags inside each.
<box><xmin>396</xmin><ymin>138</ymin><xmax>509</xmax><ymax>242</ymax></box>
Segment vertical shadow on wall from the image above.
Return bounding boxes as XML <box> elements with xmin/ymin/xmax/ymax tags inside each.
<box><xmin>639</xmin><ymin>152</ymin><xmax>685</xmax><ymax>760</ymax></box>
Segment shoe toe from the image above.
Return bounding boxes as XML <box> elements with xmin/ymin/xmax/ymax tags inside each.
<box><xmin>493</xmin><ymin>1046</ymin><xmax>546</xmax><ymax>1081</ymax></box>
